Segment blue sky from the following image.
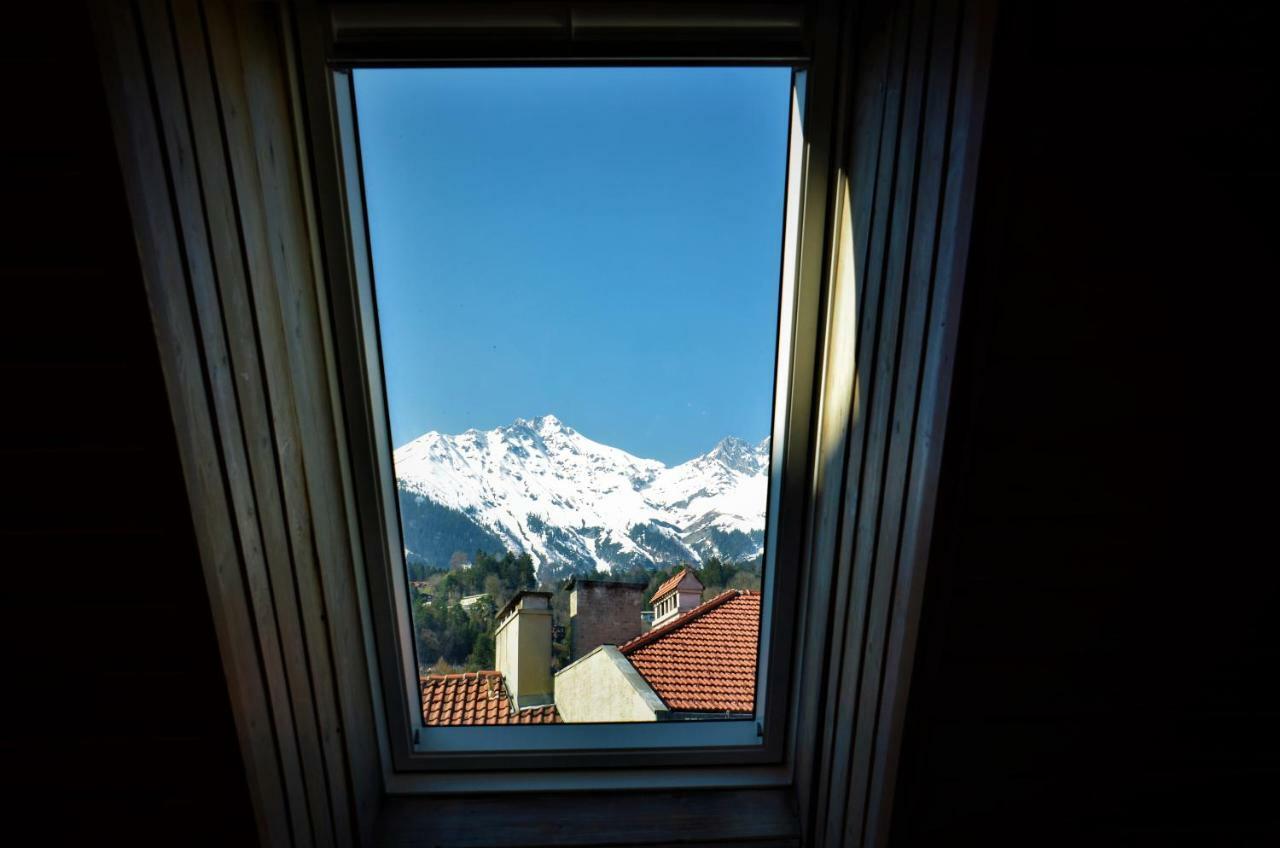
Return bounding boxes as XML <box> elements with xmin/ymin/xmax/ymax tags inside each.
<box><xmin>354</xmin><ymin>67</ymin><xmax>791</xmax><ymax>465</ymax></box>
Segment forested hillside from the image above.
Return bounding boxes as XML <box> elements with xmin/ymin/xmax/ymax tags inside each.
<box><xmin>410</xmin><ymin>551</ymin><xmax>763</xmax><ymax>675</ymax></box>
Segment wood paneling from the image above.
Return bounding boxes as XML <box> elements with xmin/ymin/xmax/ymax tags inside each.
<box><xmin>794</xmin><ymin>1</ymin><xmax>995</xmax><ymax>846</ymax></box>
<box><xmin>91</xmin><ymin>2</ymin><xmax>384</xmax><ymax>845</ymax></box>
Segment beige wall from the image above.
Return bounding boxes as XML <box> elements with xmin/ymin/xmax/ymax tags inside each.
<box><xmin>495</xmin><ymin>596</ymin><xmax>553</xmax><ymax>708</ymax></box>
<box><xmin>554</xmin><ymin>645</ymin><xmax>668</xmax><ymax>723</ymax></box>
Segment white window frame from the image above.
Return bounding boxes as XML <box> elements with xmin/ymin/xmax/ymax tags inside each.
<box><xmin>324</xmin><ymin>54</ymin><xmax>823</xmax><ymax>785</ymax></box>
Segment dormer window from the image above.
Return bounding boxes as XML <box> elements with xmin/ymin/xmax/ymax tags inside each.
<box><xmin>649</xmin><ymin>568</ymin><xmax>706</xmax><ymax>627</ymax></box>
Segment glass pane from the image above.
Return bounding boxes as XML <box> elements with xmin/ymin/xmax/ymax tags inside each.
<box><xmin>354</xmin><ymin>67</ymin><xmax>791</xmax><ymax>725</ymax></box>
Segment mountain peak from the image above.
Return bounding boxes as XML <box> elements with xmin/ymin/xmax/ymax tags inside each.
<box><xmin>707</xmin><ymin>435</ymin><xmax>769</xmax><ymax>475</ymax></box>
<box><xmin>504</xmin><ymin>415</ymin><xmax>562</xmax><ymax>445</ymax></box>
<box><xmin>712</xmin><ymin>434</ymin><xmax>750</xmax><ymax>451</ymax></box>
<box><xmin>534</xmin><ymin>413</ymin><xmax>565</xmax><ymax>431</ymax></box>
<box><xmin>510</xmin><ymin>413</ymin><xmax>568</xmax><ymax>434</ymax></box>
<box><xmin>394</xmin><ymin>418</ymin><xmax>769</xmax><ymax>573</ymax></box>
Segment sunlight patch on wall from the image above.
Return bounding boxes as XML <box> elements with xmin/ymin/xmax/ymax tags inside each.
<box><xmin>820</xmin><ymin>172</ymin><xmax>860</xmax><ymax>472</ymax></box>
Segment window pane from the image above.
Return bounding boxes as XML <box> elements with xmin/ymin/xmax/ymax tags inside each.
<box><xmin>354</xmin><ymin>67</ymin><xmax>791</xmax><ymax>726</ymax></box>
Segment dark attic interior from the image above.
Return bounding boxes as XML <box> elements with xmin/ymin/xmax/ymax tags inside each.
<box><xmin>2</xmin><ymin>2</ymin><xmax>1276</xmax><ymax>846</ymax></box>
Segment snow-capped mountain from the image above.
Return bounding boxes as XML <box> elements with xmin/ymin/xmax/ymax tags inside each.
<box><xmin>393</xmin><ymin>414</ymin><xmax>770</xmax><ymax>575</ymax></box>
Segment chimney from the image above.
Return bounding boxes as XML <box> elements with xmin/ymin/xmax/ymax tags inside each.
<box><xmin>494</xmin><ymin>590</ymin><xmax>554</xmax><ymax>709</ymax></box>
<box><xmin>566</xmin><ymin>577</ymin><xmax>646</xmax><ymax>661</ymax></box>
<box><xmin>650</xmin><ymin>568</ymin><xmax>704</xmax><ymax>627</ymax></box>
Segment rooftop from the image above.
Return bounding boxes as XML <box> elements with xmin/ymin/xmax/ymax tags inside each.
<box><xmin>420</xmin><ymin>671</ymin><xmax>561</xmax><ymax>726</ymax></box>
<box><xmin>620</xmin><ymin>589</ymin><xmax>760</xmax><ymax>713</ymax></box>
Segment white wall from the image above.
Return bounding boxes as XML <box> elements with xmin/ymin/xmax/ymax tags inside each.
<box><xmin>554</xmin><ymin>646</ymin><xmax>668</xmax><ymax>723</ymax></box>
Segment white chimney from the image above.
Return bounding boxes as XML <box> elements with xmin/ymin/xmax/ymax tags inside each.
<box><xmin>494</xmin><ymin>590</ymin><xmax>554</xmax><ymax>709</ymax></box>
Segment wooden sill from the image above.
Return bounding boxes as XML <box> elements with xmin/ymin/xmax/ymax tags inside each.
<box><xmin>376</xmin><ymin>786</ymin><xmax>801</xmax><ymax>847</ymax></box>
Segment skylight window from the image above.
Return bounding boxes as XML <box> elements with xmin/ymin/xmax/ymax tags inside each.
<box><xmin>352</xmin><ymin>66</ymin><xmax>795</xmax><ymax>732</ymax></box>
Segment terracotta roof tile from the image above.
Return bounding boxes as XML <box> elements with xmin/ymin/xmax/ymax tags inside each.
<box><xmin>621</xmin><ymin>590</ymin><xmax>760</xmax><ymax>714</ymax></box>
<box><xmin>420</xmin><ymin>671</ymin><xmax>561</xmax><ymax>726</ymax></box>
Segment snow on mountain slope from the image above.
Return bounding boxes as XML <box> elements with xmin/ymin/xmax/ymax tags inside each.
<box><xmin>393</xmin><ymin>415</ymin><xmax>769</xmax><ymax>574</ymax></box>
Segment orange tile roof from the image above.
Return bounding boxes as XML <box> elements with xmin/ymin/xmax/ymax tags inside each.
<box><xmin>650</xmin><ymin>567</ymin><xmax>702</xmax><ymax>603</ymax></box>
<box><xmin>420</xmin><ymin>671</ymin><xmax>561</xmax><ymax>726</ymax></box>
<box><xmin>620</xmin><ymin>590</ymin><xmax>760</xmax><ymax>713</ymax></box>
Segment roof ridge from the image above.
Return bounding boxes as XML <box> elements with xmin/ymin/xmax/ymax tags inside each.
<box><xmin>620</xmin><ymin>588</ymin><xmax>744</xmax><ymax>654</ymax></box>
<box><xmin>423</xmin><ymin>669</ymin><xmax>502</xmax><ymax>681</ymax></box>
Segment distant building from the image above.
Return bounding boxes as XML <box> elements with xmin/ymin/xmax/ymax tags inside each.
<box><xmin>459</xmin><ymin>593</ymin><xmax>488</xmax><ymax>610</ymax></box>
<box><xmin>649</xmin><ymin>568</ymin><xmax>704</xmax><ymax>626</ymax></box>
<box><xmin>619</xmin><ymin>589</ymin><xmax>759</xmax><ymax>717</ymax></box>
<box><xmin>420</xmin><ymin>591</ymin><xmax>561</xmax><ymax>726</ymax></box>
<box><xmin>563</xmin><ymin>575</ymin><xmax>647</xmax><ymax>661</ymax></box>
<box><xmin>556</xmin><ymin>584</ymin><xmax>759</xmax><ymax>722</ymax></box>
<box><xmin>419</xmin><ymin>578</ymin><xmax>761</xmax><ymax>726</ymax></box>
